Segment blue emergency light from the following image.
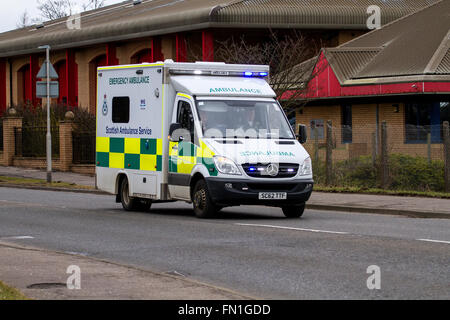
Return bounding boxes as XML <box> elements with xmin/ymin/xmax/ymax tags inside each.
<box><xmin>243</xmin><ymin>71</ymin><xmax>268</xmax><ymax>77</ymax></box>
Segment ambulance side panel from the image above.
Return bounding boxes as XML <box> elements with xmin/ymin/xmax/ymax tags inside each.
<box><xmin>96</xmin><ymin>65</ymin><xmax>164</xmax><ymax>200</ymax></box>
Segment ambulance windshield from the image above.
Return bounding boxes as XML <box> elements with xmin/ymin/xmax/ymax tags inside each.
<box><xmin>196</xmin><ymin>100</ymin><xmax>294</xmax><ymax>139</ymax></box>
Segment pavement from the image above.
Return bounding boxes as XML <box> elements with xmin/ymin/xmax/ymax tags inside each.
<box><xmin>0</xmin><ymin>241</ymin><xmax>251</xmax><ymax>300</ymax></box>
<box><xmin>0</xmin><ymin>165</ymin><xmax>449</xmax><ymax>219</ymax></box>
<box><xmin>0</xmin><ymin>166</ymin><xmax>95</xmax><ymax>187</ymax></box>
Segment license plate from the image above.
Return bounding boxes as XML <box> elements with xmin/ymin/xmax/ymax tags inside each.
<box><xmin>258</xmin><ymin>192</ymin><xmax>287</xmax><ymax>200</ymax></box>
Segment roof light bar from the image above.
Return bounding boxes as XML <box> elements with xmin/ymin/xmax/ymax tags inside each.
<box><xmin>169</xmin><ymin>69</ymin><xmax>269</xmax><ymax>77</ymax></box>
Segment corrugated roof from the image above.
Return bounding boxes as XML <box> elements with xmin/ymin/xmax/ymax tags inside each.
<box><xmin>324</xmin><ymin>48</ymin><xmax>381</xmax><ymax>82</ymax></box>
<box><xmin>216</xmin><ymin>0</ymin><xmax>439</xmax><ymax>28</ymax></box>
<box><xmin>0</xmin><ymin>0</ymin><xmax>222</xmax><ymax>57</ymax></box>
<box><xmin>306</xmin><ymin>0</ymin><xmax>450</xmax><ymax>85</ymax></box>
<box><xmin>345</xmin><ymin>0</ymin><xmax>450</xmax><ymax>78</ymax></box>
<box><xmin>0</xmin><ymin>0</ymin><xmax>440</xmax><ymax>57</ymax></box>
<box><xmin>436</xmin><ymin>49</ymin><xmax>450</xmax><ymax>74</ymax></box>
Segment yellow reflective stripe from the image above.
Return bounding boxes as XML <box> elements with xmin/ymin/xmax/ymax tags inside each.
<box><xmin>179</xmin><ymin>156</ymin><xmax>196</xmax><ymax>164</ymax></box>
<box><xmin>177</xmin><ymin>93</ymin><xmax>192</xmax><ymax>100</ymax></box>
<box><xmin>140</xmin><ymin>154</ymin><xmax>157</xmax><ymax>171</ymax></box>
<box><xmin>124</xmin><ymin>138</ymin><xmax>140</xmax><ymax>154</ymax></box>
<box><xmin>161</xmin><ymin>84</ymin><xmax>165</xmax><ymax>156</ymax></box>
<box><xmin>177</xmin><ymin>160</ymin><xmax>195</xmax><ymax>174</ymax></box>
<box><xmin>169</xmin><ymin>141</ymin><xmax>178</xmax><ymax>156</ymax></box>
<box><xmin>157</xmin><ymin>139</ymin><xmax>163</xmax><ymax>155</ymax></box>
<box><xmin>198</xmin><ymin>140</ymin><xmax>215</xmax><ymax>158</ymax></box>
<box><xmin>109</xmin><ymin>153</ymin><xmax>125</xmax><ymax>169</ymax></box>
<box><xmin>96</xmin><ymin>137</ymin><xmax>110</xmax><ymax>153</ymax></box>
<box><xmin>98</xmin><ymin>63</ymin><xmax>164</xmax><ymax>71</ymax></box>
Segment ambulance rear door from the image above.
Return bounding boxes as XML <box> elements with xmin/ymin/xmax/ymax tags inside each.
<box><xmin>96</xmin><ymin>64</ymin><xmax>164</xmax><ymax>199</ymax></box>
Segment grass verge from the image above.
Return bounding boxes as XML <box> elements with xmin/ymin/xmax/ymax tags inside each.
<box><xmin>314</xmin><ymin>185</ymin><xmax>450</xmax><ymax>199</ymax></box>
<box><xmin>0</xmin><ymin>175</ymin><xmax>93</xmax><ymax>190</ymax></box>
<box><xmin>0</xmin><ymin>281</ymin><xmax>28</xmax><ymax>300</ymax></box>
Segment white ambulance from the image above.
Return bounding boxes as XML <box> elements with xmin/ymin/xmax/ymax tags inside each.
<box><xmin>96</xmin><ymin>60</ymin><xmax>313</xmax><ymax>218</ymax></box>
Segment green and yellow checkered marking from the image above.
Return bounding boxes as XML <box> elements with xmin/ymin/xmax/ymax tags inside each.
<box><xmin>96</xmin><ymin>137</ymin><xmax>163</xmax><ymax>171</ymax></box>
<box><xmin>169</xmin><ymin>140</ymin><xmax>217</xmax><ymax>176</ymax></box>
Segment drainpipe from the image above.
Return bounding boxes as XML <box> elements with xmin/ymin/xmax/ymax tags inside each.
<box><xmin>375</xmin><ymin>103</ymin><xmax>379</xmax><ymax>156</ymax></box>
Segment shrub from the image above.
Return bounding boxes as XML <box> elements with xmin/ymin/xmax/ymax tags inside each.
<box><xmin>314</xmin><ymin>154</ymin><xmax>445</xmax><ymax>192</ymax></box>
<box><xmin>387</xmin><ymin>154</ymin><xmax>444</xmax><ymax>192</ymax></box>
<box><xmin>2</xmin><ymin>104</ymin><xmax>95</xmax><ymax>133</ymax></box>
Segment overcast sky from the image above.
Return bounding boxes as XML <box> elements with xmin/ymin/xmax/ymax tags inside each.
<box><xmin>0</xmin><ymin>0</ymin><xmax>124</xmax><ymax>32</ymax></box>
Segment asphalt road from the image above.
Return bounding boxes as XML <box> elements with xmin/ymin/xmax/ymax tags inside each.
<box><xmin>0</xmin><ymin>187</ymin><xmax>449</xmax><ymax>299</ymax></box>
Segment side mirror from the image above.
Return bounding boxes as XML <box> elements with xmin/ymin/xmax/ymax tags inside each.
<box><xmin>297</xmin><ymin>124</ymin><xmax>307</xmax><ymax>144</ymax></box>
<box><xmin>169</xmin><ymin>123</ymin><xmax>183</xmax><ymax>142</ymax></box>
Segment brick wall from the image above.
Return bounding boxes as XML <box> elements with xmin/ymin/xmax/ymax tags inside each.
<box><xmin>70</xmin><ymin>164</ymin><xmax>95</xmax><ymax>175</ymax></box>
<box><xmin>297</xmin><ymin>102</ymin><xmax>445</xmax><ymax>161</ymax></box>
<box><xmin>1</xmin><ymin>115</ymin><xmax>96</xmax><ymax>175</ymax></box>
<box><xmin>2</xmin><ymin>116</ymin><xmax>22</xmax><ymax>166</ymax></box>
<box><xmin>13</xmin><ymin>157</ymin><xmax>61</xmax><ymax>170</ymax></box>
<box><xmin>59</xmin><ymin>121</ymin><xmax>73</xmax><ymax>171</ymax></box>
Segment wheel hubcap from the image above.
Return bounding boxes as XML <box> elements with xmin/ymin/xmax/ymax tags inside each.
<box><xmin>194</xmin><ymin>189</ymin><xmax>206</xmax><ymax>210</ymax></box>
<box><xmin>122</xmin><ymin>182</ymin><xmax>130</xmax><ymax>205</ymax></box>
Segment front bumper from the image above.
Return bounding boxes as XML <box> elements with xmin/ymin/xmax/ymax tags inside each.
<box><xmin>205</xmin><ymin>177</ymin><xmax>313</xmax><ymax>207</ymax></box>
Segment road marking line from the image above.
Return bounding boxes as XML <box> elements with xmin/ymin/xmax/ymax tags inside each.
<box><xmin>1</xmin><ymin>236</ymin><xmax>34</xmax><ymax>240</ymax></box>
<box><xmin>235</xmin><ymin>223</ymin><xmax>349</xmax><ymax>235</ymax></box>
<box><xmin>65</xmin><ymin>251</ymin><xmax>89</xmax><ymax>256</ymax></box>
<box><xmin>417</xmin><ymin>238</ymin><xmax>450</xmax><ymax>245</ymax></box>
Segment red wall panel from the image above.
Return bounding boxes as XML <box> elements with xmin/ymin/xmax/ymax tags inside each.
<box><xmin>29</xmin><ymin>55</ymin><xmax>39</xmax><ymax>106</ymax></box>
<box><xmin>202</xmin><ymin>31</ymin><xmax>214</xmax><ymax>62</ymax></box>
<box><xmin>293</xmin><ymin>53</ymin><xmax>450</xmax><ymax>101</ymax></box>
<box><xmin>66</xmin><ymin>49</ymin><xmax>78</xmax><ymax>107</ymax></box>
<box><xmin>176</xmin><ymin>33</ymin><xmax>187</xmax><ymax>62</ymax></box>
<box><xmin>106</xmin><ymin>44</ymin><xmax>119</xmax><ymax>66</ymax></box>
<box><xmin>0</xmin><ymin>58</ymin><xmax>6</xmax><ymax>114</ymax></box>
<box><xmin>151</xmin><ymin>37</ymin><xmax>164</xmax><ymax>62</ymax></box>
<box><xmin>55</xmin><ymin>60</ymin><xmax>67</xmax><ymax>104</ymax></box>
<box><xmin>424</xmin><ymin>82</ymin><xmax>450</xmax><ymax>93</ymax></box>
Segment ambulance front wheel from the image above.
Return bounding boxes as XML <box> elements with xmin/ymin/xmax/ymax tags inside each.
<box><xmin>282</xmin><ymin>203</ymin><xmax>305</xmax><ymax>218</ymax></box>
<box><xmin>192</xmin><ymin>179</ymin><xmax>218</xmax><ymax>219</ymax></box>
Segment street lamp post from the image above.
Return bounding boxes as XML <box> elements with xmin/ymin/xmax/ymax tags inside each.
<box><xmin>38</xmin><ymin>45</ymin><xmax>52</xmax><ymax>183</ymax></box>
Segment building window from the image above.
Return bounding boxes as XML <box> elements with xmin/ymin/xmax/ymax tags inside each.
<box><xmin>405</xmin><ymin>101</ymin><xmax>450</xmax><ymax>143</ymax></box>
<box><xmin>310</xmin><ymin>119</ymin><xmax>324</xmax><ymax>139</ymax></box>
<box><xmin>341</xmin><ymin>104</ymin><xmax>352</xmax><ymax>144</ymax></box>
<box><xmin>112</xmin><ymin>97</ymin><xmax>130</xmax><ymax>123</ymax></box>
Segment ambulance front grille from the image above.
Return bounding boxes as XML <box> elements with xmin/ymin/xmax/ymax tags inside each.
<box><xmin>241</xmin><ymin>163</ymin><xmax>299</xmax><ymax>178</ymax></box>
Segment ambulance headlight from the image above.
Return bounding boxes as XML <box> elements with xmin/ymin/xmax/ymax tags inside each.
<box><xmin>213</xmin><ymin>156</ymin><xmax>242</xmax><ymax>175</ymax></box>
<box><xmin>299</xmin><ymin>157</ymin><xmax>312</xmax><ymax>176</ymax></box>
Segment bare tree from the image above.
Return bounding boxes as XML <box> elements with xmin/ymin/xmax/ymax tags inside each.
<box><xmin>16</xmin><ymin>10</ymin><xmax>32</xmax><ymax>28</ymax></box>
<box><xmin>82</xmin><ymin>0</ymin><xmax>106</xmax><ymax>11</ymax></box>
<box><xmin>37</xmin><ymin>0</ymin><xmax>75</xmax><ymax>20</ymax></box>
<box><xmin>209</xmin><ymin>31</ymin><xmax>322</xmax><ymax>112</ymax></box>
<box><xmin>36</xmin><ymin>0</ymin><xmax>106</xmax><ymax>22</ymax></box>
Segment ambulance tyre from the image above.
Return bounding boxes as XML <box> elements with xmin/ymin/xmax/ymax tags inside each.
<box><xmin>282</xmin><ymin>203</ymin><xmax>305</xmax><ymax>218</ymax></box>
<box><xmin>136</xmin><ymin>199</ymin><xmax>152</xmax><ymax>211</ymax></box>
<box><xmin>120</xmin><ymin>177</ymin><xmax>140</xmax><ymax>211</ymax></box>
<box><xmin>192</xmin><ymin>180</ymin><xmax>218</xmax><ymax>219</ymax></box>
